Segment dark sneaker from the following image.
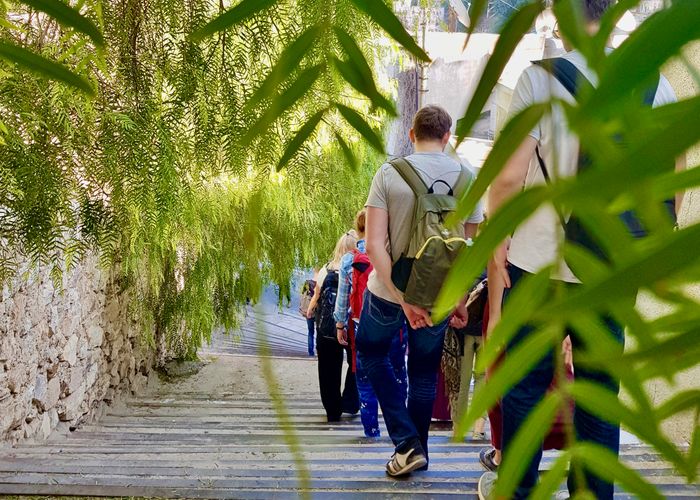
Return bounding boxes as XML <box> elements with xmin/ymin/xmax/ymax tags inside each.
<box><xmin>385</xmin><ymin>447</ymin><xmax>428</xmax><ymax>477</ymax></box>
<box><xmin>478</xmin><ymin>471</ymin><xmax>497</xmax><ymax>500</ymax></box>
<box><xmin>479</xmin><ymin>447</ymin><xmax>499</xmax><ymax>472</ymax></box>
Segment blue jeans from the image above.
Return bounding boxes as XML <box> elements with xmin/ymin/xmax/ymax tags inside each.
<box><xmin>356</xmin><ymin>291</ymin><xmax>449</xmax><ymax>459</ymax></box>
<box><xmin>502</xmin><ymin>265</ymin><xmax>624</xmax><ymax>500</ymax></box>
<box><xmin>356</xmin><ymin>321</ymin><xmax>408</xmax><ymax>437</ymax></box>
<box><xmin>306</xmin><ymin>318</ymin><xmax>315</xmax><ymax>355</ymax></box>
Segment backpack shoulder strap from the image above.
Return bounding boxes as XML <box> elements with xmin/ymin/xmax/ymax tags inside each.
<box><xmin>533</xmin><ymin>57</ymin><xmax>593</xmax><ymax>100</ymax></box>
<box><xmin>389</xmin><ymin>157</ymin><xmax>428</xmax><ymax>196</ymax></box>
<box><xmin>643</xmin><ymin>75</ymin><xmax>660</xmax><ymax>106</ymax></box>
<box><xmin>452</xmin><ymin>165</ymin><xmax>472</xmax><ymax>198</ymax></box>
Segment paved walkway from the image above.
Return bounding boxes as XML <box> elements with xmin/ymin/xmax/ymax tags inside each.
<box><xmin>1</xmin><ymin>289</ymin><xmax>697</xmax><ymax>498</ymax></box>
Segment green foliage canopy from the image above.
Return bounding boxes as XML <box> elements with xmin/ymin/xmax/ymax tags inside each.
<box><xmin>0</xmin><ymin>0</ymin><xmax>397</xmax><ymax>357</ymax></box>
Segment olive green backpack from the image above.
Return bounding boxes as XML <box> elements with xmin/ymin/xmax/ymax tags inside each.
<box><xmin>389</xmin><ymin>157</ymin><xmax>473</xmax><ymax>310</ymax></box>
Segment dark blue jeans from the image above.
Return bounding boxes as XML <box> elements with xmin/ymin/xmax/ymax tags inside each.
<box><xmin>502</xmin><ymin>265</ymin><xmax>624</xmax><ymax>500</ymax></box>
<box><xmin>306</xmin><ymin>318</ymin><xmax>315</xmax><ymax>356</ymax></box>
<box><xmin>355</xmin><ymin>321</ymin><xmax>408</xmax><ymax>437</ymax></box>
<box><xmin>356</xmin><ymin>291</ymin><xmax>449</xmax><ymax>460</ymax></box>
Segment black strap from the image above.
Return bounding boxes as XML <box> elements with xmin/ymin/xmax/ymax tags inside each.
<box><xmin>535</xmin><ymin>56</ymin><xmax>659</xmax><ymax>106</ymax></box>
<box><xmin>534</xmin><ymin>146</ymin><xmax>550</xmax><ymax>183</ymax></box>
<box><xmin>428</xmin><ymin>179</ymin><xmax>454</xmax><ymax>195</ymax></box>
<box><xmin>643</xmin><ymin>77</ymin><xmax>660</xmax><ymax>106</ymax></box>
<box><xmin>533</xmin><ymin>57</ymin><xmax>592</xmax><ymax>99</ymax></box>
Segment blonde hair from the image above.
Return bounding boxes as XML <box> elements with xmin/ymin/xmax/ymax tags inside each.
<box><xmin>330</xmin><ymin>230</ymin><xmax>358</xmax><ymax>267</ymax></box>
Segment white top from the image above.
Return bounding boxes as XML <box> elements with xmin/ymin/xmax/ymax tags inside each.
<box><xmin>506</xmin><ymin>50</ymin><xmax>677</xmax><ymax>283</ymax></box>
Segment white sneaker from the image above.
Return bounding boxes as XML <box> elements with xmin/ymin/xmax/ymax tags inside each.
<box><xmin>478</xmin><ymin>471</ymin><xmax>497</xmax><ymax>500</ymax></box>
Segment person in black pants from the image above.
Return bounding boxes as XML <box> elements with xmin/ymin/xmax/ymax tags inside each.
<box><xmin>307</xmin><ymin>232</ymin><xmax>360</xmax><ymax>422</ymax></box>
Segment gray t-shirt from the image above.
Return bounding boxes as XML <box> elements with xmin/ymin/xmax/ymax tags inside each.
<box><xmin>365</xmin><ymin>152</ymin><xmax>484</xmax><ymax>303</ymax></box>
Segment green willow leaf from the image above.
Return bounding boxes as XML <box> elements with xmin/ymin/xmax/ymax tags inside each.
<box><xmin>655</xmin><ymin>390</ymin><xmax>700</xmax><ymax>422</ymax></box>
<box><xmin>495</xmin><ymin>392</ymin><xmax>564</xmax><ymax>499</ymax></box>
<box><xmin>245</xmin><ymin>25</ymin><xmax>322</xmax><ymax>109</ymax></box>
<box><xmin>552</xmin><ymin>0</ymin><xmax>593</xmax><ymax>62</ymax></box>
<box><xmin>455</xmin><ymin>1</ymin><xmax>543</xmax><ymax>143</ymax></box>
<box><xmin>333</xmin><ymin>26</ymin><xmax>373</xmax><ymax>82</ymax></box>
<box><xmin>530</xmin><ymin>451</ymin><xmax>571</xmax><ymax>500</ymax></box>
<box><xmin>333</xmin><ymin>27</ymin><xmax>396</xmax><ymax>116</ymax></box>
<box><xmin>466</xmin><ymin>0</ymin><xmax>488</xmax><ymax>41</ymax></box>
<box><xmin>690</xmin><ymin>424</ymin><xmax>700</xmax><ymax>475</ymax></box>
<box><xmin>334</xmin><ymin>132</ymin><xmax>358</xmax><ymax>171</ymax></box>
<box><xmin>560</xmin><ymin>205</ymin><xmax>636</xmax><ymax>266</ymax></box>
<box><xmin>434</xmin><ymin>185</ymin><xmax>551</xmax><ymax>320</ymax></box>
<box><xmin>276</xmin><ymin>109</ymin><xmax>327</xmax><ymax>171</ymax></box>
<box><xmin>650</xmin><ymin>164</ymin><xmax>700</xmax><ymax>203</ymax></box>
<box><xmin>649</xmin><ymin>308</ymin><xmax>700</xmax><ymax>333</ymax></box>
<box><xmin>456</xmin><ymin>325</ymin><xmax>557</xmax><ymax>441</ymax></box>
<box><xmin>474</xmin><ymin>268</ymin><xmax>553</xmax><ymax>374</ymax></box>
<box><xmin>331</xmin><ymin>58</ymin><xmax>395</xmax><ymax>116</ymax></box>
<box><xmin>449</xmin><ymin>103</ymin><xmax>548</xmax><ymax>225</ymax></box>
<box><xmin>591</xmin><ymin>0</ymin><xmax>643</xmax><ymax>63</ymax></box>
<box><xmin>0</xmin><ymin>41</ymin><xmax>95</xmax><ymax>95</ymax></box>
<box><xmin>240</xmin><ymin>64</ymin><xmax>324</xmax><ymax>147</ymax></box>
<box><xmin>561</xmin><ymin>243</ymin><xmax>609</xmax><ymax>283</ymax></box>
<box><xmin>568</xmin><ymin>380</ymin><xmax>688</xmax><ymax>474</ymax></box>
<box><xmin>537</xmin><ymin>223</ymin><xmax>700</xmax><ymax>320</ymax></box>
<box><xmin>590</xmin><ymin>1</ymin><xmax>700</xmax><ymax>115</ymax></box>
<box><xmin>348</xmin><ymin>0</ymin><xmax>430</xmax><ymax>62</ymax></box>
<box><xmin>638</xmin><ymin>348</ymin><xmax>700</xmax><ymax>383</ymax></box>
<box><xmin>335</xmin><ymin>103</ymin><xmax>384</xmax><ymax>153</ymax></box>
<box><xmin>190</xmin><ymin>0</ymin><xmax>277</xmax><ymax>41</ymax></box>
<box><xmin>622</xmin><ymin>329</ymin><xmax>700</xmax><ymax>364</ymax></box>
<box><xmin>21</xmin><ymin>0</ymin><xmax>104</xmax><ymax>47</ymax></box>
<box><xmin>572</xmin><ymin>443</ymin><xmax>664</xmax><ymax>500</ymax></box>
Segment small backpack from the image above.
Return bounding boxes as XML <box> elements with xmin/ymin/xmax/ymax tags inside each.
<box><xmin>315</xmin><ymin>266</ymin><xmax>339</xmax><ymax>340</ymax></box>
<box><xmin>389</xmin><ymin>158</ymin><xmax>472</xmax><ymax>310</ymax></box>
<box><xmin>349</xmin><ymin>250</ymin><xmax>372</xmax><ymax>321</ymax></box>
<box><xmin>298</xmin><ymin>279</ymin><xmax>316</xmax><ymax>317</ymax></box>
<box><xmin>533</xmin><ymin>57</ymin><xmax>676</xmax><ymax>262</ymax></box>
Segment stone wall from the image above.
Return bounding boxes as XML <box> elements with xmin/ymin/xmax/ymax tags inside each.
<box><xmin>0</xmin><ymin>254</ymin><xmax>153</xmax><ymax>445</ymax></box>
<box><xmin>639</xmin><ymin>41</ymin><xmax>700</xmax><ymax>444</ymax></box>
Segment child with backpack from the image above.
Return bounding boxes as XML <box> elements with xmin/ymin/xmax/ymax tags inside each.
<box><xmin>334</xmin><ymin>210</ymin><xmax>407</xmax><ymax>438</ymax></box>
<box><xmin>306</xmin><ymin>231</ymin><xmax>360</xmax><ymax>422</ymax></box>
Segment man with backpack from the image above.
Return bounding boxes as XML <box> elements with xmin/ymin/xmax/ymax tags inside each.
<box><xmin>480</xmin><ymin>1</ymin><xmax>684</xmax><ymax>498</ymax></box>
<box><xmin>356</xmin><ymin>105</ymin><xmax>484</xmax><ymax>476</ymax></box>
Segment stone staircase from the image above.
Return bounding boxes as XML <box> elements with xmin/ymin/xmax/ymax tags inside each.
<box><xmin>1</xmin><ymin>291</ymin><xmax>697</xmax><ymax>498</ymax></box>
<box><xmin>1</xmin><ymin>386</ymin><xmax>697</xmax><ymax>498</ymax></box>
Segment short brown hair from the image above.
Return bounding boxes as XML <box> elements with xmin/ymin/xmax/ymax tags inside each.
<box><xmin>583</xmin><ymin>0</ymin><xmax>615</xmax><ymax>21</ymax></box>
<box><xmin>412</xmin><ymin>105</ymin><xmax>452</xmax><ymax>141</ymax></box>
<box><xmin>354</xmin><ymin>209</ymin><xmax>366</xmax><ymax>234</ymax></box>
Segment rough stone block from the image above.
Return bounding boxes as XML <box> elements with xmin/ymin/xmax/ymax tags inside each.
<box><xmin>66</xmin><ymin>368</ymin><xmax>83</xmax><ymax>395</ymax></box>
<box><xmin>77</xmin><ymin>337</ymin><xmax>89</xmax><ymax>360</ymax></box>
<box><xmin>48</xmin><ymin>408</ymin><xmax>59</xmax><ymax>429</ymax></box>
<box><xmin>30</xmin><ymin>373</ymin><xmax>61</xmax><ymax>414</ymax></box>
<box><xmin>32</xmin><ymin>373</ymin><xmax>47</xmax><ymax>408</ymax></box>
<box><xmin>58</xmin><ymin>383</ymin><xmax>85</xmax><ymax>421</ymax></box>
<box><xmin>60</xmin><ymin>335</ymin><xmax>78</xmax><ymax>366</ymax></box>
<box><xmin>38</xmin><ymin>412</ymin><xmax>52</xmax><ymax>440</ymax></box>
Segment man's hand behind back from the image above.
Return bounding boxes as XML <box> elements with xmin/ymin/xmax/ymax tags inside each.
<box><xmin>402</xmin><ymin>302</ymin><xmax>433</xmax><ymax>330</ymax></box>
<box><xmin>449</xmin><ymin>302</ymin><xmax>468</xmax><ymax>329</ymax></box>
